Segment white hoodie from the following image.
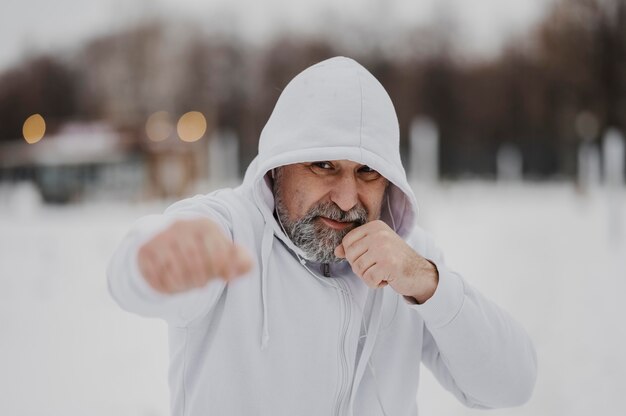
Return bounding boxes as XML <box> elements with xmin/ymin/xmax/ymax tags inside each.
<box><xmin>107</xmin><ymin>57</ymin><xmax>537</xmax><ymax>416</ymax></box>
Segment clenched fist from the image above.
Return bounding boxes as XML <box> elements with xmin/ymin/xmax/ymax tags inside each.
<box><xmin>137</xmin><ymin>218</ymin><xmax>252</xmax><ymax>294</ymax></box>
<box><xmin>334</xmin><ymin>220</ymin><xmax>438</xmax><ymax>304</ymax></box>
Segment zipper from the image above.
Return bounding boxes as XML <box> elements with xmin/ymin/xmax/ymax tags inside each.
<box><xmin>312</xmin><ymin>262</ymin><xmax>353</xmax><ymax>416</ymax></box>
<box><xmin>333</xmin><ymin>277</ymin><xmax>351</xmax><ymax>416</ymax></box>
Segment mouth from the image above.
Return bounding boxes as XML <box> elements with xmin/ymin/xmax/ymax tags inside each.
<box><xmin>318</xmin><ymin>216</ymin><xmax>355</xmax><ymax>230</ymax></box>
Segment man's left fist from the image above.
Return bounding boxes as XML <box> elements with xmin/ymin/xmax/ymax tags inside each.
<box><xmin>334</xmin><ymin>220</ymin><xmax>439</xmax><ymax>304</ymax></box>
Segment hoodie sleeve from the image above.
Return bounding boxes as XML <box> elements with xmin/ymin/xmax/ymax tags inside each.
<box><xmin>404</xmin><ymin>227</ymin><xmax>537</xmax><ymax>408</ymax></box>
<box><xmin>106</xmin><ymin>193</ymin><xmax>233</xmax><ymax>327</ymax></box>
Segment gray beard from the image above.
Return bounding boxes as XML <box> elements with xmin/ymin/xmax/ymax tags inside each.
<box><xmin>273</xmin><ymin>181</ymin><xmax>368</xmax><ymax>264</ymax></box>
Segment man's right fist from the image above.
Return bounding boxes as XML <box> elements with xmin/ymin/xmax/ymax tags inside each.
<box><xmin>137</xmin><ymin>218</ymin><xmax>252</xmax><ymax>294</ymax></box>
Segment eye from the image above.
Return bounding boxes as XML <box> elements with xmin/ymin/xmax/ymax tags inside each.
<box><xmin>311</xmin><ymin>161</ymin><xmax>333</xmax><ymax>170</ymax></box>
<box><xmin>358</xmin><ymin>165</ymin><xmax>381</xmax><ymax>180</ymax></box>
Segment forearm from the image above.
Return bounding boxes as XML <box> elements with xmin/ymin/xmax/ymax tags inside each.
<box><xmin>413</xmin><ymin>265</ymin><xmax>537</xmax><ymax>408</ymax></box>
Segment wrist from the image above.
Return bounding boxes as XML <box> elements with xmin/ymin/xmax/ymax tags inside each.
<box><xmin>411</xmin><ymin>259</ymin><xmax>439</xmax><ymax>304</ymax></box>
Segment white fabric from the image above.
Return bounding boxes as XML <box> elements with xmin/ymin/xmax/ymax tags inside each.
<box><xmin>107</xmin><ymin>57</ymin><xmax>537</xmax><ymax>415</ymax></box>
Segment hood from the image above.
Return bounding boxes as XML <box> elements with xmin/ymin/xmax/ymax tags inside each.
<box><xmin>244</xmin><ymin>56</ymin><xmax>418</xmax><ymax>237</ymax></box>
<box><xmin>240</xmin><ymin>56</ymin><xmax>419</xmax><ymax>352</ymax></box>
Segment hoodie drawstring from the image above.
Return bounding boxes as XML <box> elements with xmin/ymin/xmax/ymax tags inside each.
<box><xmin>259</xmin><ymin>220</ymin><xmax>274</xmax><ymax>350</ymax></box>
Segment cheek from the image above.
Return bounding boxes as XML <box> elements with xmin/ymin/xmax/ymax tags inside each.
<box><xmin>363</xmin><ymin>184</ymin><xmax>388</xmax><ymax>220</ymax></box>
<box><xmin>369</xmin><ymin>204</ymin><xmax>383</xmax><ymax>221</ymax></box>
<box><xmin>292</xmin><ymin>184</ymin><xmax>330</xmax><ymax>219</ymax></box>
<box><xmin>278</xmin><ymin>168</ymin><xmax>330</xmax><ymax>220</ymax></box>
<box><xmin>364</xmin><ymin>197</ymin><xmax>383</xmax><ymax>221</ymax></box>
<box><xmin>286</xmin><ymin>188</ymin><xmax>316</xmax><ymax>220</ymax></box>
<box><xmin>293</xmin><ymin>190</ymin><xmax>309</xmax><ymax>217</ymax></box>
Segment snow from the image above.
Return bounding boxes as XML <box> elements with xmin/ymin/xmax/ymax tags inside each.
<box><xmin>0</xmin><ymin>182</ymin><xmax>624</xmax><ymax>415</ymax></box>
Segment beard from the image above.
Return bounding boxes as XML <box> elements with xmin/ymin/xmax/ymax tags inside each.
<box><xmin>273</xmin><ymin>175</ymin><xmax>368</xmax><ymax>264</ymax></box>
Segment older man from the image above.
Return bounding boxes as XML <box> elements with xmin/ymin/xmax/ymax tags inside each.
<box><xmin>107</xmin><ymin>57</ymin><xmax>537</xmax><ymax>415</ymax></box>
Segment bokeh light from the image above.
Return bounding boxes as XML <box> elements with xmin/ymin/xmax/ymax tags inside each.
<box><xmin>22</xmin><ymin>114</ymin><xmax>46</xmax><ymax>144</ymax></box>
<box><xmin>177</xmin><ymin>111</ymin><xmax>207</xmax><ymax>142</ymax></box>
<box><xmin>146</xmin><ymin>111</ymin><xmax>174</xmax><ymax>142</ymax></box>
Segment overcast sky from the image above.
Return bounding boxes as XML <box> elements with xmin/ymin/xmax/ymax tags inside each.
<box><xmin>0</xmin><ymin>0</ymin><xmax>555</xmax><ymax>71</ymax></box>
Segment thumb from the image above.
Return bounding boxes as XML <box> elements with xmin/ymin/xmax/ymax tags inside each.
<box><xmin>334</xmin><ymin>244</ymin><xmax>345</xmax><ymax>259</ymax></box>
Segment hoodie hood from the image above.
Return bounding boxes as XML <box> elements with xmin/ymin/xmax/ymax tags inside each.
<box><xmin>244</xmin><ymin>56</ymin><xmax>418</xmax><ymax>237</ymax></box>
<box><xmin>241</xmin><ymin>56</ymin><xmax>419</xmax><ymax>350</ymax></box>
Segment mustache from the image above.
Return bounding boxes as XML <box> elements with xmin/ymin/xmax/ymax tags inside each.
<box><xmin>303</xmin><ymin>201</ymin><xmax>367</xmax><ymax>226</ymax></box>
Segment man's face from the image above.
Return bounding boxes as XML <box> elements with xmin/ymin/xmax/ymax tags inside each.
<box><xmin>273</xmin><ymin>160</ymin><xmax>389</xmax><ymax>263</ymax></box>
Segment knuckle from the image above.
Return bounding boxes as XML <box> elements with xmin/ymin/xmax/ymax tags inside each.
<box><xmin>210</xmin><ymin>246</ymin><xmax>229</xmax><ymax>265</ymax></box>
<box><xmin>169</xmin><ymin>221</ymin><xmax>185</xmax><ymax>235</ymax></box>
<box><xmin>152</xmin><ymin>276</ymin><xmax>170</xmax><ymax>294</ymax></box>
<box><xmin>207</xmin><ymin>258</ymin><xmax>221</xmax><ymax>276</ymax></box>
<box><xmin>201</xmin><ymin>254</ymin><xmax>214</xmax><ymax>275</ymax></box>
<box><xmin>354</xmin><ymin>257</ymin><xmax>366</xmax><ymax>275</ymax></box>
<box><xmin>198</xmin><ymin>218</ymin><xmax>215</xmax><ymax>229</ymax></box>
<box><xmin>373</xmin><ymin>219</ymin><xmax>385</xmax><ymax>229</ymax></box>
<box><xmin>189</xmin><ymin>254</ymin><xmax>205</xmax><ymax>277</ymax></box>
<box><xmin>201</xmin><ymin>252</ymin><xmax>216</xmax><ymax>277</ymax></box>
<box><xmin>344</xmin><ymin>247</ymin><xmax>356</xmax><ymax>263</ymax></box>
<box><xmin>198</xmin><ymin>219</ymin><xmax>220</xmax><ymax>236</ymax></box>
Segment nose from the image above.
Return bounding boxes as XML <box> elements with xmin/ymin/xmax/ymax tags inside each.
<box><xmin>329</xmin><ymin>174</ymin><xmax>359</xmax><ymax>212</ymax></box>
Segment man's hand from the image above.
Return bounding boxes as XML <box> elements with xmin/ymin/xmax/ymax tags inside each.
<box><xmin>334</xmin><ymin>220</ymin><xmax>438</xmax><ymax>304</ymax></box>
<box><xmin>138</xmin><ymin>218</ymin><xmax>252</xmax><ymax>294</ymax></box>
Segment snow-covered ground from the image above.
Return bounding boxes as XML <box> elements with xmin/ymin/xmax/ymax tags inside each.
<box><xmin>0</xmin><ymin>181</ymin><xmax>624</xmax><ymax>416</ymax></box>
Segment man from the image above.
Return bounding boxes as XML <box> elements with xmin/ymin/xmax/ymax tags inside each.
<box><xmin>107</xmin><ymin>57</ymin><xmax>537</xmax><ymax>415</ymax></box>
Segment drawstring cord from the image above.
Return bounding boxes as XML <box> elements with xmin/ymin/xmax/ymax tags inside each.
<box><xmin>259</xmin><ymin>221</ymin><xmax>274</xmax><ymax>350</ymax></box>
<box><xmin>386</xmin><ymin>191</ymin><xmax>396</xmax><ymax>231</ymax></box>
<box><xmin>255</xmin><ymin>177</ymin><xmax>277</xmax><ymax>351</ymax></box>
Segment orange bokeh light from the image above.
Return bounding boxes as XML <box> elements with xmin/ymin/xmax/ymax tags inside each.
<box><xmin>23</xmin><ymin>114</ymin><xmax>46</xmax><ymax>144</ymax></box>
<box><xmin>177</xmin><ymin>111</ymin><xmax>207</xmax><ymax>142</ymax></box>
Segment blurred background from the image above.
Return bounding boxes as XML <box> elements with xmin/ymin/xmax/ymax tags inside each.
<box><xmin>0</xmin><ymin>0</ymin><xmax>624</xmax><ymax>414</ymax></box>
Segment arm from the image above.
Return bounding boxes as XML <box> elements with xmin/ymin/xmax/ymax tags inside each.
<box><xmin>337</xmin><ymin>221</ymin><xmax>537</xmax><ymax>408</ymax></box>
<box><xmin>106</xmin><ymin>192</ymin><xmax>249</xmax><ymax>327</ymax></box>
<box><xmin>407</xmin><ymin>228</ymin><xmax>538</xmax><ymax>408</ymax></box>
